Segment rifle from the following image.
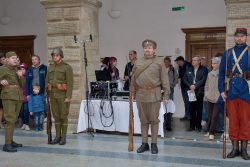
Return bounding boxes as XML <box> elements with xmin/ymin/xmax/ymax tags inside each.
<box><xmin>222</xmin><ymin>49</ymin><xmax>229</xmax><ymax>159</ymax></box>
<box><xmin>222</xmin><ymin>82</ymin><xmax>227</xmax><ymax>159</ymax></box>
<box><xmin>46</xmin><ymin>96</ymin><xmax>52</xmax><ymax>144</ymax></box>
<box><xmin>128</xmin><ymin>94</ymin><xmax>134</xmax><ymax>152</ymax></box>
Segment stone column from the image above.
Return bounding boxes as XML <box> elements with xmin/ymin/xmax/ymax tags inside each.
<box><xmin>40</xmin><ymin>0</ymin><xmax>102</xmax><ymax>132</ymax></box>
<box><xmin>225</xmin><ymin>0</ymin><xmax>250</xmax><ymax>48</ymax></box>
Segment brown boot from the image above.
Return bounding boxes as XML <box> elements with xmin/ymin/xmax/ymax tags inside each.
<box><xmin>241</xmin><ymin>140</ymin><xmax>250</xmax><ymax>160</ymax></box>
<box><xmin>227</xmin><ymin>140</ymin><xmax>240</xmax><ymax>158</ymax></box>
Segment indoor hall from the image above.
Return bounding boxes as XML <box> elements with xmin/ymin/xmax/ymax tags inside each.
<box><xmin>0</xmin><ymin>0</ymin><xmax>250</xmax><ymax>166</ymax></box>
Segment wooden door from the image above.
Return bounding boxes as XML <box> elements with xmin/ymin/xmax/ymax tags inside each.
<box><xmin>0</xmin><ymin>35</ymin><xmax>36</xmax><ymax>67</ymax></box>
<box><xmin>191</xmin><ymin>44</ymin><xmax>225</xmax><ymax>67</ymax></box>
<box><xmin>182</xmin><ymin>27</ymin><xmax>226</xmax><ymax>68</ymax></box>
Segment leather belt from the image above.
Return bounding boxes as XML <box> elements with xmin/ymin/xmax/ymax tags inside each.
<box><xmin>227</xmin><ymin>72</ymin><xmax>243</xmax><ymax>78</ymax></box>
<box><xmin>137</xmin><ymin>85</ymin><xmax>160</xmax><ymax>90</ymax></box>
<box><xmin>3</xmin><ymin>85</ymin><xmax>19</xmax><ymax>89</ymax></box>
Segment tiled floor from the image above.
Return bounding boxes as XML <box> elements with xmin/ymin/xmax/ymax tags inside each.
<box><xmin>0</xmin><ymin>126</ymin><xmax>249</xmax><ymax>167</ymax></box>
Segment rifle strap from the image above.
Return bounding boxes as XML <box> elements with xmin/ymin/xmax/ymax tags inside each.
<box><xmin>133</xmin><ymin>58</ymin><xmax>154</xmax><ymax>79</ymax></box>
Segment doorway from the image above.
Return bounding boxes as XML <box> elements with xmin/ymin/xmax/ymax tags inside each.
<box><xmin>182</xmin><ymin>27</ymin><xmax>226</xmax><ymax>68</ymax></box>
<box><xmin>0</xmin><ymin>35</ymin><xmax>36</xmax><ymax>67</ymax></box>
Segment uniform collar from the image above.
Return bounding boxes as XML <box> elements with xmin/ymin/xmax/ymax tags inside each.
<box><xmin>5</xmin><ymin>64</ymin><xmax>15</xmax><ymax>69</ymax></box>
<box><xmin>55</xmin><ymin>60</ymin><xmax>64</xmax><ymax>65</ymax></box>
<box><xmin>235</xmin><ymin>43</ymin><xmax>247</xmax><ymax>50</ymax></box>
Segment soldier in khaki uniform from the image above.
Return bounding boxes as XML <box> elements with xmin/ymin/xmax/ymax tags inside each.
<box><xmin>0</xmin><ymin>51</ymin><xmax>24</xmax><ymax>152</ymax></box>
<box><xmin>46</xmin><ymin>48</ymin><xmax>73</xmax><ymax>145</ymax></box>
<box><xmin>130</xmin><ymin>39</ymin><xmax>170</xmax><ymax>154</ymax></box>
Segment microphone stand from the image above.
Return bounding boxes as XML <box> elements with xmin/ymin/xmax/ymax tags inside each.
<box><xmin>76</xmin><ymin>35</ymin><xmax>94</xmax><ymax>137</ymax></box>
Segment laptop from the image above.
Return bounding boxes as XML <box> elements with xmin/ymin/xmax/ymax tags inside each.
<box><xmin>95</xmin><ymin>70</ymin><xmax>110</xmax><ymax>81</ymax></box>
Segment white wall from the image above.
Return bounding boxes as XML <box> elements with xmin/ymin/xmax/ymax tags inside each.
<box><xmin>0</xmin><ymin>0</ymin><xmax>47</xmax><ymax>64</ymax></box>
<box><xmin>99</xmin><ymin>0</ymin><xmax>226</xmax><ymax>117</ymax></box>
<box><xmin>0</xmin><ymin>0</ymin><xmax>226</xmax><ymax>117</ymax></box>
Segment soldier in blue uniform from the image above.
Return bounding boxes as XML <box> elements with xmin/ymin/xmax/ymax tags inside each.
<box><xmin>218</xmin><ymin>28</ymin><xmax>250</xmax><ymax>160</ymax></box>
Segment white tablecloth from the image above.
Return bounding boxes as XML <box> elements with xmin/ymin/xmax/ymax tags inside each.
<box><xmin>77</xmin><ymin>100</ymin><xmax>165</xmax><ymax>137</ymax></box>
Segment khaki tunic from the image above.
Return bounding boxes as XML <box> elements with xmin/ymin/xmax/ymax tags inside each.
<box><xmin>46</xmin><ymin>60</ymin><xmax>73</xmax><ymax>138</ymax></box>
<box><xmin>130</xmin><ymin>56</ymin><xmax>170</xmax><ymax>101</ymax></box>
<box><xmin>0</xmin><ymin>64</ymin><xmax>23</xmax><ymax>144</ymax></box>
<box><xmin>130</xmin><ymin>56</ymin><xmax>170</xmax><ymax>143</ymax></box>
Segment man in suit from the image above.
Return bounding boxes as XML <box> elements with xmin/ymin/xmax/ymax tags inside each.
<box><xmin>183</xmin><ymin>56</ymin><xmax>208</xmax><ymax>132</ymax></box>
<box><xmin>130</xmin><ymin>39</ymin><xmax>170</xmax><ymax>154</ymax></box>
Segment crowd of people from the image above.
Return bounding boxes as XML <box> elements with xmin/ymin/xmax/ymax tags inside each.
<box><xmin>0</xmin><ymin>28</ymin><xmax>249</xmax><ymax>160</ymax></box>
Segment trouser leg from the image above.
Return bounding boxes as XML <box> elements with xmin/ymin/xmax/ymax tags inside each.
<box><xmin>137</xmin><ymin>102</ymin><xmax>149</xmax><ymax>143</ymax></box>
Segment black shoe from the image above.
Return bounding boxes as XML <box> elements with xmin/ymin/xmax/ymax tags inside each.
<box><xmin>241</xmin><ymin>149</ymin><xmax>250</xmax><ymax>160</ymax></box>
<box><xmin>11</xmin><ymin>141</ymin><xmax>23</xmax><ymax>148</ymax></box>
<box><xmin>196</xmin><ymin>128</ymin><xmax>202</xmax><ymax>132</ymax></box>
<box><xmin>151</xmin><ymin>143</ymin><xmax>158</xmax><ymax>154</ymax></box>
<box><xmin>166</xmin><ymin>128</ymin><xmax>172</xmax><ymax>131</ymax></box>
<box><xmin>59</xmin><ymin>137</ymin><xmax>66</xmax><ymax>145</ymax></box>
<box><xmin>3</xmin><ymin>144</ymin><xmax>17</xmax><ymax>152</ymax></box>
<box><xmin>227</xmin><ymin>149</ymin><xmax>240</xmax><ymax>158</ymax></box>
<box><xmin>50</xmin><ymin>137</ymin><xmax>61</xmax><ymax>145</ymax></box>
<box><xmin>137</xmin><ymin>143</ymin><xmax>149</xmax><ymax>153</ymax></box>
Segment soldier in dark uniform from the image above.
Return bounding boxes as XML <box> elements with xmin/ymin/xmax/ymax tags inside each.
<box><xmin>46</xmin><ymin>48</ymin><xmax>73</xmax><ymax>145</ymax></box>
<box><xmin>130</xmin><ymin>39</ymin><xmax>170</xmax><ymax>154</ymax></box>
<box><xmin>219</xmin><ymin>28</ymin><xmax>250</xmax><ymax>160</ymax></box>
<box><xmin>0</xmin><ymin>51</ymin><xmax>24</xmax><ymax>152</ymax></box>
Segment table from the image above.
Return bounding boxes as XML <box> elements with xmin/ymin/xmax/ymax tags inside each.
<box><xmin>77</xmin><ymin>100</ymin><xmax>165</xmax><ymax>137</ymax></box>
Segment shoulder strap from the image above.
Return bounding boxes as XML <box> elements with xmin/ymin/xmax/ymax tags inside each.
<box><xmin>133</xmin><ymin>58</ymin><xmax>154</xmax><ymax>79</ymax></box>
<box><xmin>226</xmin><ymin>48</ymin><xmax>233</xmax><ymax>74</ymax></box>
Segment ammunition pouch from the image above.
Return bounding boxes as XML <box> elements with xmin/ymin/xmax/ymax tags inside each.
<box><xmin>47</xmin><ymin>83</ymin><xmax>52</xmax><ymax>91</ymax></box>
<box><xmin>47</xmin><ymin>83</ymin><xmax>67</xmax><ymax>91</ymax></box>
<box><xmin>243</xmin><ymin>71</ymin><xmax>250</xmax><ymax>81</ymax></box>
<box><xmin>57</xmin><ymin>83</ymin><xmax>67</xmax><ymax>91</ymax></box>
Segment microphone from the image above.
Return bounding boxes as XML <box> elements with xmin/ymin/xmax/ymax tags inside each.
<box><xmin>89</xmin><ymin>34</ymin><xmax>93</xmax><ymax>42</ymax></box>
<box><xmin>74</xmin><ymin>35</ymin><xmax>77</xmax><ymax>43</ymax></box>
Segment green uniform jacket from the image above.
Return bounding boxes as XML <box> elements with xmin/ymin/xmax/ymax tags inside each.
<box><xmin>46</xmin><ymin>60</ymin><xmax>73</xmax><ymax>99</ymax></box>
<box><xmin>0</xmin><ymin>65</ymin><xmax>24</xmax><ymax>100</ymax></box>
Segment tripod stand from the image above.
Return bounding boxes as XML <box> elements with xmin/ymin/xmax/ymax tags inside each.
<box><xmin>76</xmin><ymin>35</ymin><xmax>94</xmax><ymax>137</ymax></box>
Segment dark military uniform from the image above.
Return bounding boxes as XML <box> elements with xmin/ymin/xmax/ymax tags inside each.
<box><xmin>46</xmin><ymin>59</ymin><xmax>73</xmax><ymax>145</ymax></box>
<box><xmin>0</xmin><ymin>51</ymin><xmax>24</xmax><ymax>152</ymax></box>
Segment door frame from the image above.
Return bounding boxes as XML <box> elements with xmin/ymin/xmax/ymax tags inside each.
<box><xmin>182</xmin><ymin>27</ymin><xmax>226</xmax><ymax>63</ymax></box>
<box><xmin>0</xmin><ymin>35</ymin><xmax>36</xmax><ymax>67</ymax></box>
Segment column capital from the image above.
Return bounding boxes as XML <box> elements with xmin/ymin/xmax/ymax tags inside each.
<box><xmin>40</xmin><ymin>0</ymin><xmax>102</xmax><ymax>8</ymax></box>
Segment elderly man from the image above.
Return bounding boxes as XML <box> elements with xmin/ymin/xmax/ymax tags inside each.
<box><xmin>46</xmin><ymin>48</ymin><xmax>73</xmax><ymax>145</ymax></box>
<box><xmin>219</xmin><ymin>28</ymin><xmax>250</xmax><ymax>160</ymax></box>
<box><xmin>183</xmin><ymin>56</ymin><xmax>208</xmax><ymax>132</ymax></box>
<box><xmin>130</xmin><ymin>39</ymin><xmax>170</xmax><ymax>154</ymax></box>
